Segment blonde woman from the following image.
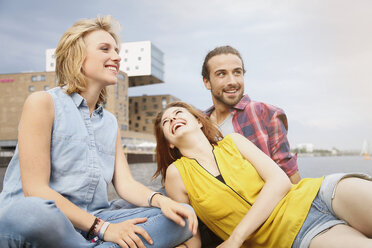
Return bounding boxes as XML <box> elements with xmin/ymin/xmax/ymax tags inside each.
<box><xmin>0</xmin><ymin>17</ymin><xmax>196</xmax><ymax>248</ymax></box>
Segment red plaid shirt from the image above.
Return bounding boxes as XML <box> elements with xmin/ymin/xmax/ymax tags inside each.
<box><xmin>205</xmin><ymin>95</ymin><xmax>298</xmax><ymax>176</ymax></box>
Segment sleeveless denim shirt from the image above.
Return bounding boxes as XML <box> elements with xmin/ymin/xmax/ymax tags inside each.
<box><xmin>0</xmin><ymin>87</ymin><xmax>117</xmax><ymax>214</ymax></box>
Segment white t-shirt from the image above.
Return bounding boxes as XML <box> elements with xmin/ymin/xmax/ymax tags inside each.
<box><xmin>218</xmin><ymin>113</ymin><xmax>235</xmax><ymax>137</ymax></box>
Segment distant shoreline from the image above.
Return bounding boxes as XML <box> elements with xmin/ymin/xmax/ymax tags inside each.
<box><xmin>297</xmin><ymin>154</ymin><xmax>361</xmax><ymax>157</ymax></box>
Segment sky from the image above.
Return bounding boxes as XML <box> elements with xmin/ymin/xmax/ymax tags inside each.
<box><xmin>0</xmin><ymin>0</ymin><xmax>371</xmax><ymax>151</ymax></box>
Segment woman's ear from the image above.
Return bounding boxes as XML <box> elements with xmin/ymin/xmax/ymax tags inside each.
<box><xmin>169</xmin><ymin>143</ymin><xmax>175</xmax><ymax>149</ymax></box>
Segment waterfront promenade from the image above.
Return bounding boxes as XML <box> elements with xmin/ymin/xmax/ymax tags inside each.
<box><xmin>0</xmin><ymin>162</ymin><xmax>161</xmax><ymax>200</ymax></box>
<box><xmin>1</xmin><ymin>156</ymin><xmax>372</xmax><ymax>199</ymax></box>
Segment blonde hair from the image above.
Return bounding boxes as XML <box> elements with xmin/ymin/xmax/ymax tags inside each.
<box><xmin>55</xmin><ymin>15</ymin><xmax>121</xmax><ymax>104</ymax></box>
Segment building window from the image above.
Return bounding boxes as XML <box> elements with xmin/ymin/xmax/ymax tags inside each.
<box><xmin>140</xmin><ymin>48</ymin><xmax>144</xmax><ymax>52</ymax></box>
<box><xmin>125</xmin><ymin>49</ymin><xmax>128</xmax><ymax>53</ymax></box>
<box><xmin>137</xmin><ymin>116</ymin><xmax>141</xmax><ymax>120</ymax></box>
<box><xmin>154</xmin><ymin>104</ymin><xmax>158</xmax><ymax>109</ymax></box>
<box><xmin>50</xmin><ymin>63</ymin><xmax>54</xmax><ymax>67</ymax></box>
<box><xmin>143</xmin><ymin>126</ymin><xmax>146</xmax><ymax>131</ymax></box>
<box><xmin>126</xmin><ymin>67</ymin><xmax>130</xmax><ymax>71</ymax></box>
<box><xmin>29</xmin><ymin>85</ymin><xmax>35</xmax><ymax>92</ymax></box>
<box><xmin>129</xmin><ymin>120</ymin><xmax>132</xmax><ymax>125</ymax></box>
<box><xmin>138</xmin><ymin>57</ymin><xmax>141</xmax><ymax>61</ymax></box>
<box><xmin>162</xmin><ymin>98</ymin><xmax>167</xmax><ymax>109</ymax></box>
<box><xmin>44</xmin><ymin>86</ymin><xmax>50</xmax><ymax>91</ymax></box>
<box><xmin>135</xmin><ymin>66</ymin><xmax>139</xmax><ymax>70</ymax></box>
<box><xmin>152</xmin><ymin>97</ymin><xmax>156</xmax><ymax>102</ymax></box>
<box><xmin>142</xmin><ymin>98</ymin><xmax>146</xmax><ymax>102</ymax></box>
<box><xmin>124</xmin><ymin>58</ymin><xmax>128</xmax><ymax>62</ymax></box>
<box><xmin>145</xmin><ymin>119</ymin><xmax>149</xmax><ymax>124</ymax></box>
<box><xmin>129</xmin><ymin>98</ymin><xmax>132</xmax><ymax>103</ymax></box>
<box><xmin>142</xmin><ymin>105</ymin><xmax>147</xmax><ymax>110</ymax></box>
<box><xmin>121</xmin><ymin>124</ymin><xmax>127</xmax><ymax>130</ymax></box>
<box><xmin>31</xmin><ymin>75</ymin><xmax>46</xmax><ymax>82</ymax></box>
<box><xmin>135</xmin><ymin>123</ymin><xmax>139</xmax><ymax>128</ymax></box>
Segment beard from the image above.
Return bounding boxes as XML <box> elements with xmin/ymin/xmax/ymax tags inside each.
<box><xmin>211</xmin><ymin>86</ymin><xmax>244</xmax><ymax>108</ymax></box>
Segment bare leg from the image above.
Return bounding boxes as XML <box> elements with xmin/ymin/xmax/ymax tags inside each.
<box><xmin>309</xmin><ymin>224</ymin><xmax>372</xmax><ymax>248</ymax></box>
<box><xmin>332</xmin><ymin>177</ymin><xmax>372</xmax><ymax>237</ymax></box>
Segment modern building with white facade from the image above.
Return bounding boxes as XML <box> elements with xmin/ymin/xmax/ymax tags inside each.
<box><xmin>46</xmin><ymin>41</ymin><xmax>164</xmax><ymax>87</ymax></box>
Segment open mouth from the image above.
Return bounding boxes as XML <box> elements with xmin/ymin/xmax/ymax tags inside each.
<box><xmin>106</xmin><ymin>65</ymin><xmax>118</xmax><ymax>72</ymax></box>
<box><xmin>171</xmin><ymin>122</ymin><xmax>186</xmax><ymax>134</ymax></box>
<box><xmin>224</xmin><ymin>87</ymin><xmax>239</xmax><ymax>94</ymax></box>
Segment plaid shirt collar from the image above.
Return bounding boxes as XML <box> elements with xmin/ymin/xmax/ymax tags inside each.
<box><xmin>205</xmin><ymin>94</ymin><xmax>252</xmax><ymax>115</ymax></box>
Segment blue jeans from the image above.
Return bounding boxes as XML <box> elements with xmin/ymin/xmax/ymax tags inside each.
<box><xmin>292</xmin><ymin>173</ymin><xmax>372</xmax><ymax>248</ymax></box>
<box><xmin>0</xmin><ymin>197</ymin><xmax>193</xmax><ymax>248</ymax></box>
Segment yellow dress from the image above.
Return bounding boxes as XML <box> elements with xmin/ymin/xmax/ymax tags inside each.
<box><xmin>174</xmin><ymin>135</ymin><xmax>323</xmax><ymax>248</ymax></box>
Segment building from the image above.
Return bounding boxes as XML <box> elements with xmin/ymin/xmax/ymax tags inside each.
<box><xmin>119</xmin><ymin>41</ymin><xmax>164</xmax><ymax>88</ymax></box>
<box><xmin>0</xmin><ymin>71</ymin><xmax>129</xmax><ymax>148</ymax></box>
<box><xmin>46</xmin><ymin>41</ymin><xmax>164</xmax><ymax>88</ymax></box>
<box><xmin>128</xmin><ymin>94</ymin><xmax>181</xmax><ymax>134</ymax></box>
<box><xmin>1</xmin><ymin>41</ymin><xmax>165</xmax><ymax>161</ymax></box>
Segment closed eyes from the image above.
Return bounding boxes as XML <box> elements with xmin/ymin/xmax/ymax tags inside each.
<box><xmin>162</xmin><ymin>110</ymin><xmax>182</xmax><ymax>126</ymax></box>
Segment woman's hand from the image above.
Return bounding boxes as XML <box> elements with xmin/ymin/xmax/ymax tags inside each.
<box><xmin>174</xmin><ymin>244</ymin><xmax>187</xmax><ymax>248</ymax></box>
<box><xmin>154</xmin><ymin>194</ymin><xmax>198</xmax><ymax>235</ymax></box>
<box><xmin>216</xmin><ymin>236</ymin><xmax>243</xmax><ymax>248</ymax></box>
<box><xmin>103</xmin><ymin>218</ymin><xmax>152</xmax><ymax>248</ymax></box>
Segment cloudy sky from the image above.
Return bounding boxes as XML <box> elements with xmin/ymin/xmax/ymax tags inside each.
<box><xmin>1</xmin><ymin>0</ymin><xmax>371</xmax><ymax>151</ymax></box>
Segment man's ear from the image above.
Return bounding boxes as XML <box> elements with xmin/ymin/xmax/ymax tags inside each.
<box><xmin>203</xmin><ymin>77</ymin><xmax>211</xmax><ymax>90</ymax></box>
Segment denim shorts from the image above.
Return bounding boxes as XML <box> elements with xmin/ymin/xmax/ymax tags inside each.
<box><xmin>292</xmin><ymin>173</ymin><xmax>372</xmax><ymax>248</ymax></box>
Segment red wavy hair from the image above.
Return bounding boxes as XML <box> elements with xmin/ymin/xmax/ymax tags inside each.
<box><xmin>153</xmin><ymin>102</ymin><xmax>222</xmax><ymax>184</ymax></box>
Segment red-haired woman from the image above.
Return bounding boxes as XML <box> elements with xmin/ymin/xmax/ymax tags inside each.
<box><xmin>154</xmin><ymin>101</ymin><xmax>372</xmax><ymax>248</ymax></box>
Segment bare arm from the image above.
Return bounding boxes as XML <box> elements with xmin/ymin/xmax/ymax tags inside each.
<box><xmin>111</xmin><ymin>129</ymin><xmax>198</xmax><ymax>236</ymax></box>
<box><xmin>19</xmin><ymin>92</ymin><xmax>96</xmax><ymax>232</ymax></box>
<box><xmin>289</xmin><ymin>172</ymin><xmax>301</xmax><ymax>184</ymax></box>
<box><xmin>112</xmin><ymin>127</ymin><xmax>154</xmax><ymax>207</ymax></box>
<box><xmin>165</xmin><ymin>164</ymin><xmax>201</xmax><ymax>248</ymax></box>
<box><xmin>218</xmin><ymin>133</ymin><xmax>292</xmax><ymax>248</ymax></box>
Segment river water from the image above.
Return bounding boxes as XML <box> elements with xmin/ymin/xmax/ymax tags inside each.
<box><xmin>298</xmin><ymin>155</ymin><xmax>372</xmax><ymax>178</ymax></box>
